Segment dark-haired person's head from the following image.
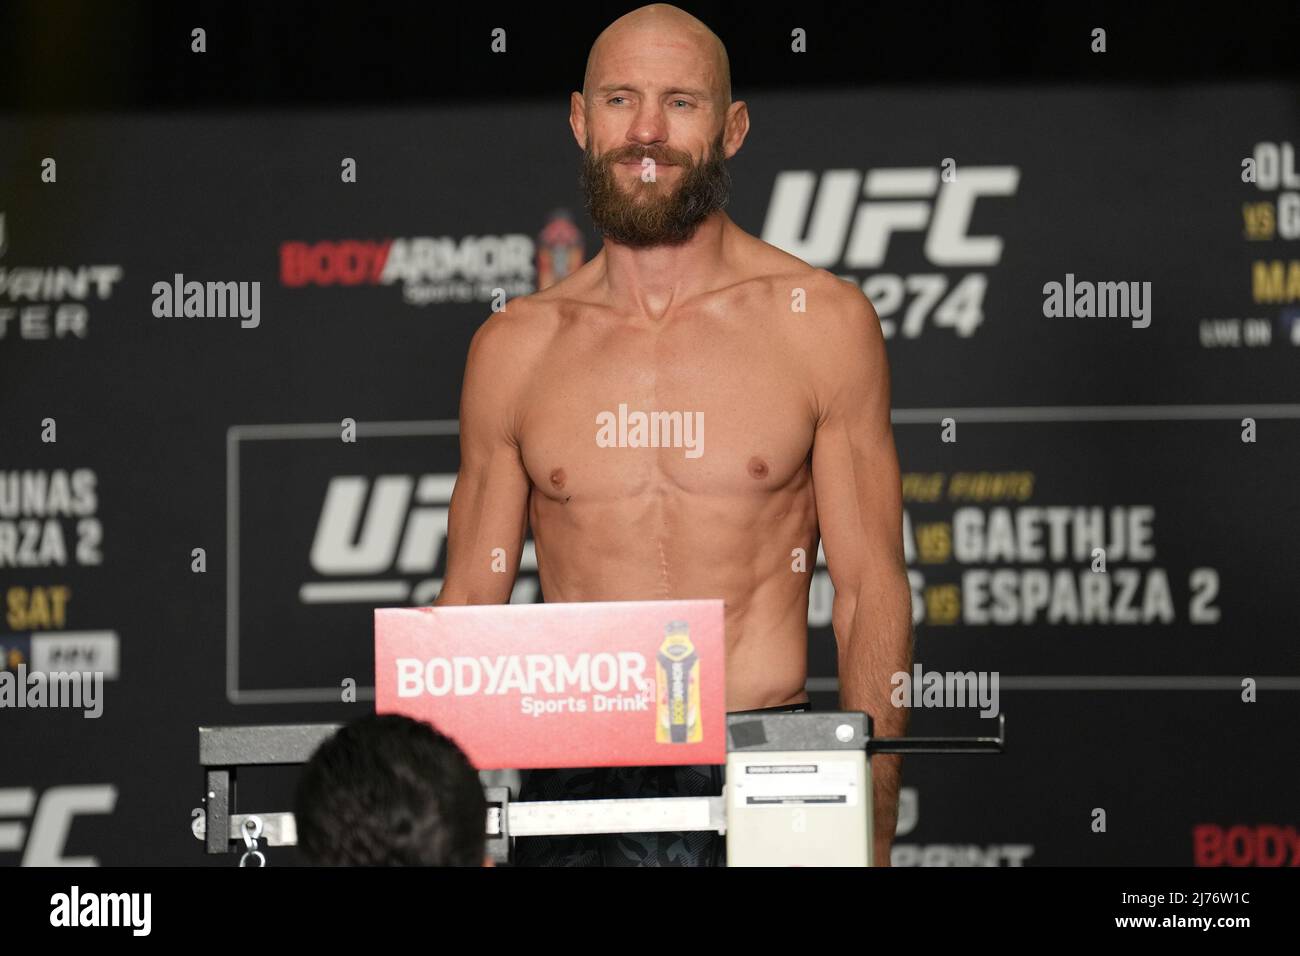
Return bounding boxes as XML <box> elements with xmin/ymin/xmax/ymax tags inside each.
<box><xmin>295</xmin><ymin>714</ymin><xmax>491</xmax><ymax>866</ymax></box>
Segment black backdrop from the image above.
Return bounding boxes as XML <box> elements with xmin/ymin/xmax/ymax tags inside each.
<box><xmin>1</xmin><ymin>1</ymin><xmax>1298</xmax><ymax>866</ymax></box>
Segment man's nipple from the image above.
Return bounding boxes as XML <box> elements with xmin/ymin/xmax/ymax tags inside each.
<box><xmin>549</xmin><ymin>468</ymin><xmax>571</xmax><ymax>502</ymax></box>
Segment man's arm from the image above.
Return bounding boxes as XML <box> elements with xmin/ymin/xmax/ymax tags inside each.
<box><xmin>434</xmin><ymin>311</ymin><xmax>534</xmax><ymax>606</ymax></box>
<box><xmin>807</xmin><ymin>280</ymin><xmax>913</xmax><ymax>867</ymax></box>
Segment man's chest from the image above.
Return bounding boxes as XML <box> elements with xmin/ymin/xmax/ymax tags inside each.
<box><xmin>517</xmin><ymin>318</ymin><xmax>816</xmax><ymax>500</ymax></box>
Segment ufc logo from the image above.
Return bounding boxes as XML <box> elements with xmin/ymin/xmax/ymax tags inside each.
<box><xmin>0</xmin><ymin>785</ymin><xmax>117</xmax><ymax>866</ymax></box>
<box><xmin>760</xmin><ymin>166</ymin><xmax>1019</xmax><ymax>269</ymax></box>
<box><xmin>310</xmin><ymin>475</ymin><xmax>457</xmax><ymax>576</ymax></box>
<box><xmin>307</xmin><ymin>474</ymin><xmax>537</xmax><ymax>605</ymax></box>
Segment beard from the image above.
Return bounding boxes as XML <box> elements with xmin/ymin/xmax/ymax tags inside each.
<box><xmin>579</xmin><ymin>130</ymin><xmax>731</xmax><ymax>247</ymax></box>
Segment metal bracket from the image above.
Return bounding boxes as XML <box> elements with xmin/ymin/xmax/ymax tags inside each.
<box><xmin>198</xmin><ymin>723</ymin><xmax>340</xmax><ymax>855</ymax></box>
<box><xmin>869</xmin><ymin>713</ymin><xmax>1007</xmax><ymax>754</ymax></box>
<box><xmin>192</xmin><ymin>810</ymin><xmax>299</xmax><ymax>847</ymax></box>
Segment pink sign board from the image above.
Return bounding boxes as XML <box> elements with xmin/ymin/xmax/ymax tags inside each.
<box><xmin>374</xmin><ymin>600</ymin><xmax>726</xmax><ymax>770</ymax></box>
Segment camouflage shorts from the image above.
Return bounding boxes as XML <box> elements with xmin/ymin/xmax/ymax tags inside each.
<box><xmin>510</xmin><ymin>701</ymin><xmax>811</xmax><ymax>867</ymax></box>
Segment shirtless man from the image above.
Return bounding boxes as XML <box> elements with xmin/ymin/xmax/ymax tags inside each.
<box><xmin>435</xmin><ymin>4</ymin><xmax>912</xmax><ymax>866</ymax></box>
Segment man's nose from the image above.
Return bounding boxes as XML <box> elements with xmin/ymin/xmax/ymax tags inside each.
<box><xmin>627</xmin><ymin>103</ymin><xmax>668</xmax><ymax>145</ymax></box>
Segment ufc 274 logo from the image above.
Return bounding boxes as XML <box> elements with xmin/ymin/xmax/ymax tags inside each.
<box><xmin>762</xmin><ymin>166</ymin><xmax>1020</xmax><ymax>338</ymax></box>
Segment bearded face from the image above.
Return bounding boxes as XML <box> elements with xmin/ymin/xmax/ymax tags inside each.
<box><xmin>580</xmin><ymin>129</ymin><xmax>731</xmax><ymax>247</ymax></box>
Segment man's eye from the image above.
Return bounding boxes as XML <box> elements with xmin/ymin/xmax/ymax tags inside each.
<box><xmin>609</xmin><ymin>96</ymin><xmax>626</xmax><ymax>105</ymax></box>
<box><xmin>672</xmin><ymin>100</ymin><xmax>689</xmax><ymax>108</ymax></box>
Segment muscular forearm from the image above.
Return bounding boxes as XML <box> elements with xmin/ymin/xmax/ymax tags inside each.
<box><xmin>834</xmin><ymin>573</ymin><xmax>913</xmax><ymax>866</ymax></box>
<box><xmin>867</xmin><ymin>752</ymin><xmax>904</xmax><ymax>867</ymax></box>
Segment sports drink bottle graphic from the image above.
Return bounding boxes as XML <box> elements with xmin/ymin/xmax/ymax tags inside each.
<box><xmin>656</xmin><ymin>621</ymin><xmax>701</xmax><ymax>743</ymax></box>
<box><xmin>537</xmin><ymin>210</ymin><xmax>584</xmax><ymax>290</ymax></box>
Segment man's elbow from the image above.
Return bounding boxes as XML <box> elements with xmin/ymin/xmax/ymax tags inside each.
<box><xmin>830</xmin><ymin>563</ymin><xmax>912</xmax><ymax>639</ymax></box>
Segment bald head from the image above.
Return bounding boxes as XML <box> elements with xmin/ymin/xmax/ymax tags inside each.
<box><xmin>570</xmin><ymin>1</ymin><xmax>749</xmax><ymax>241</ymax></box>
<box><xmin>583</xmin><ymin>4</ymin><xmax>731</xmax><ymax>106</ymax></box>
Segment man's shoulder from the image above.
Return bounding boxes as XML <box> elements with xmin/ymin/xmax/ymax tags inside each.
<box><xmin>468</xmin><ymin>287</ymin><xmax>568</xmax><ymax>369</ymax></box>
<box><xmin>736</xmin><ymin>238</ymin><xmax>885</xmax><ymax>393</ymax></box>
<box><xmin>475</xmin><ymin>257</ymin><xmax>606</xmax><ymax>340</ymax></box>
<box><xmin>733</xmin><ymin>233</ymin><xmax>875</xmax><ymax>320</ymax></box>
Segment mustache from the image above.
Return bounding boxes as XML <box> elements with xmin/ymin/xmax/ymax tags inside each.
<box><xmin>599</xmin><ymin>145</ymin><xmax>695</xmax><ymax>167</ymax></box>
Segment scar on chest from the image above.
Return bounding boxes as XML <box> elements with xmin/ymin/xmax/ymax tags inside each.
<box><xmin>747</xmin><ymin>456</ymin><xmax>770</xmax><ymax>479</ymax></box>
<box><xmin>548</xmin><ymin>468</ymin><xmax>572</xmax><ymax>503</ymax></box>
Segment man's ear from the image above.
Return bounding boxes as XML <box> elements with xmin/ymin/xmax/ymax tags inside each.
<box><xmin>569</xmin><ymin>91</ymin><xmax>587</xmax><ymax>150</ymax></box>
<box><xmin>723</xmin><ymin>100</ymin><xmax>750</xmax><ymax>160</ymax></box>
<box><xmin>483</xmin><ymin>854</ymin><xmax>496</xmax><ymax>867</ymax></box>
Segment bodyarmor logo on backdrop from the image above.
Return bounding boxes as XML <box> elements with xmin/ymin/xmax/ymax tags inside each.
<box><xmin>0</xmin><ymin>213</ymin><xmax>125</xmax><ymax>342</ymax></box>
<box><xmin>0</xmin><ymin>785</ymin><xmax>117</xmax><ymax>866</ymax></box>
<box><xmin>761</xmin><ymin>166</ymin><xmax>1019</xmax><ymax>339</ymax></box>
<box><xmin>1193</xmin><ymin>822</ymin><xmax>1300</xmax><ymax>866</ymax></box>
<box><xmin>278</xmin><ymin>212</ymin><xmax>586</xmax><ymax>306</ymax></box>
